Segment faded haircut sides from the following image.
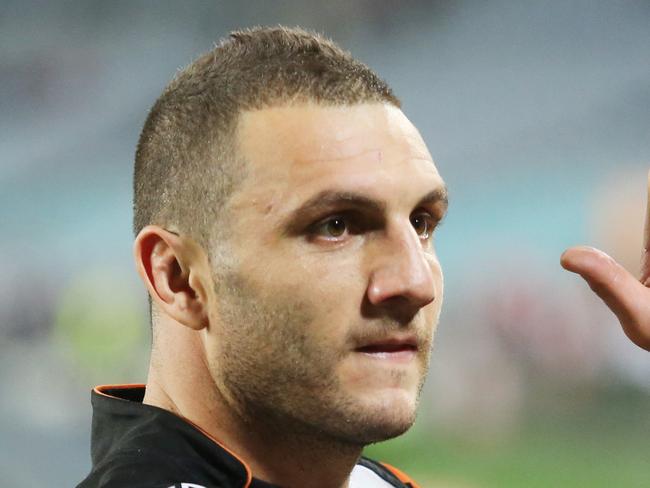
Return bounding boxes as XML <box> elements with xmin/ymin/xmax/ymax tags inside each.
<box><xmin>133</xmin><ymin>25</ymin><xmax>400</xmax><ymax>252</ymax></box>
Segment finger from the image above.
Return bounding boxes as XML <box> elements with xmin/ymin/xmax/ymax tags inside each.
<box><xmin>641</xmin><ymin>169</ymin><xmax>650</xmax><ymax>285</ymax></box>
<box><xmin>561</xmin><ymin>246</ymin><xmax>650</xmax><ymax>350</ymax></box>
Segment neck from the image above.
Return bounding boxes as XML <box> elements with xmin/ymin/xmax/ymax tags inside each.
<box><xmin>143</xmin><ymin>318</ymin><xmax>363</xmax><ymax>488</ymax></box>
<box><xmin>220</xmin><ymin>412</ymin><xmax>363</xmax><ymax>488</ymax></box>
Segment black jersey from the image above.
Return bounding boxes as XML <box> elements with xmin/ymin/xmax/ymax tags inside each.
<box><xmin>77</xmin><ymin>385</ymin><xmax>420</xmax><ymax>488</ymax></box>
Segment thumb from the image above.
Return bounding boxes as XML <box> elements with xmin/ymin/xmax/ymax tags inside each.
<box><xmin>561</xmin><ymin>245</ymin><xmax>650</xmax><ymax>349</ymax></box>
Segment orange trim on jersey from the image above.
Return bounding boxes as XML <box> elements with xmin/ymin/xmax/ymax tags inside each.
<box><xmin>93</xmin><ymin>384</ymin><xmax>254</xmax><ymax>488</ymax></box>
<box><xmin>94</xmin><ymin>383</ymin><xmax>146</xmax><ymax>395</ymax></box>
<box><xmin>380</xmin><ymin>462</ymin><xmax>421</xmax><ymax>488</ymax></box>
<box><xmin>181</xmin><ymin>415</ymin><xmax>253</xmax><ymax>488</ymax></box>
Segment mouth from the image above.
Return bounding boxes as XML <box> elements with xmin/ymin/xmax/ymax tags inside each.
<box><xmin>354</xmin><ymin>337</ymin><xmax>419</xmax><ymax>362</ymax></box>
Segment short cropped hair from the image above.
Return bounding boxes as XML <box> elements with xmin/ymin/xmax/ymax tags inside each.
<box><xmin>133</xmin><ymin>26</ymin><xmax>400</xmax><ymax>249</ymax></box>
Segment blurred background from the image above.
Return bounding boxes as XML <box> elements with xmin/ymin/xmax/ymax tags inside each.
<box><xmin>1</xmin><ymin>0</ymin><xmax>649</xmax><ymax>486</ymax></box>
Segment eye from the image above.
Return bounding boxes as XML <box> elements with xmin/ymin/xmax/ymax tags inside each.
<box><xmin>312</xmin><ymin>216</ymin><xmax>349</xmax><ymax>239</ymax></box>
<box><xmin>410</xmin><ymin>212</ymin><xmax>435</xmax><ymax>240</ymax></box>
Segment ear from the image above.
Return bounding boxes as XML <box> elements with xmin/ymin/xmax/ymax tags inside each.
<box><xmin>133</xmin><ymin>225</ymin><xmax>210</xmax><ymax>330</ymax></box>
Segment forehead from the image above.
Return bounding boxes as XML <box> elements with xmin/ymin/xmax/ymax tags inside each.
<box><xmin>233</xmin><ymin>103</ymin><xmax>442</xmax><ymax>207</ymax></box>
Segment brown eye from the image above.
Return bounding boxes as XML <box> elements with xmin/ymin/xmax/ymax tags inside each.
<box><xmin>308</xmin><ymin>215</ymin><xmax>354</xmax><ymax>242</ymax></box>
<box><xmin>325</xmin><ymin>217</ymin><xmax>347</xmax><ymax>237</ymax></box>
<box><xmin>410</xmin><ymin>213</ymin><xmax>432</xmax><ymax>239</ymax></box>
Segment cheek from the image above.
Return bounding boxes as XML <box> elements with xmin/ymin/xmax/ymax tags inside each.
<box><xmin>427</xmin><ymin>254</ymin><xmax>443</xmax><ymax>298</ymax></box>
<box><xmin>433</xmin><ymin>269</ymin><xmax>444</xmax><ymax>323</ymax></box>
<box><xmin>421</xmin><ymin>258</ymin><xmax>444</xmax><ymax>330</ymax></box>
<box><xmin>270</xmin><ymin>251</ymin><xmax>366</xmax><ymax>313</ymax></box>
<box><xmin>224</xmin><ymin>244</ymin><xmax>369</xmax><ymax>361</ymax></box>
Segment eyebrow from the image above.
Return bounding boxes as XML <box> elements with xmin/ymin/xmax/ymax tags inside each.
<box><xmin>282</xmin><ymin>184</ymin><xmax>449</xmax><ymax>234</ymax></box>
<box><xmin>416</xmin><ymin>186</ymin><xmax>449</xmax><ymax>211</ymax></box>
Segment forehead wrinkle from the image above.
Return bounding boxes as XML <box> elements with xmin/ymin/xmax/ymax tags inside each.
<box><xmin>306</xmin><ymin>147</ymin><xmax>383</xmax><ymax>165</ymax></box>
<box><xmin>298</xmin><ymin>124</ymin><xmax>431</xmax><ymax>166</ymax></box>
<box><xmin>301</xmin><ymin>130</ymin><xmax>432</xmax><ymax>166</ymax></box>
<box><xmin>294</xmin><ymin>145</ymin><xmax>434</xmax><ymax>172</ymax></box>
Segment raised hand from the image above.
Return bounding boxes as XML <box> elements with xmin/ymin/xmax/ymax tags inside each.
<box><xmin>560</xmin><ymin>171</ymin><xmax>650</xmax><ymax>351</ymax></box>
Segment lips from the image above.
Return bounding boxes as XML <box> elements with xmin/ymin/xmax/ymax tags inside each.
<box><xmin>354</xmin><ymin>335</ymin><xmax>419</xmax><ymax>355</ymax></box>
<box><xmin>355</xmin><ymin>342</ymin><xmax>417</xmax><ymax>354</ymax></box>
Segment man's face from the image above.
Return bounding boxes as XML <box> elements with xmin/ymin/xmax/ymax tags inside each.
<box><xmin>204</xmin><ymin>103</ymin><xmax>446</xmax><ymax>445</ymax></box>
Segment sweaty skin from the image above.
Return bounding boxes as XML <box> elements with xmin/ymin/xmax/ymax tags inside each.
<box><xmin>561</xmin><ymin>170</ymin><xmax>650</xmax><ymax>350</ymax></box>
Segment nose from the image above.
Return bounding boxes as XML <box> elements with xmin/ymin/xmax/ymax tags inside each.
<box><xmin>366</xmin><ymin>224</ymin><xmax>437</xmax><ymax>310</ymax></box>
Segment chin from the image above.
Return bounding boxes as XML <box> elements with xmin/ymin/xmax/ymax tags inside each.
<box><xmin>342</xmin><ymin>389</ymin><xmax>419</xmax><ymax>445</ymax></box>
<box><xmin>362</xmin><ymin>416</ymin><xmax>415</xmax><ymax>444</ymax></box>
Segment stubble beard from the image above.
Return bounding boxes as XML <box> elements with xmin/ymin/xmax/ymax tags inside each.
<box><xmin>207</xmin><ymin>266</ymin><xmax>432</xmax><ymax>449</ymax></box>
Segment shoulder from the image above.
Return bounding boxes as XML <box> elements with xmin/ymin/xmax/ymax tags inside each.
<box><xmin>82</xmin><ymin>386</ymin><xmax>249</xmax><ymax>487</ymax></box>
<box><xmin>357</xmin><ymin>457</ymin><xmax>422</xmax><ymax>488</ymax></box>
<box><xmin>76</xmin><ymin>448</ymin><xmax>221</xmax><ymax>488</ymax></box>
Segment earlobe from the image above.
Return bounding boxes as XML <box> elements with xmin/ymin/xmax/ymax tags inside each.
<box><xmin>133</xmin><ymin>226</ymin><xmax>209</xmax><ymax>330</ymax></box>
